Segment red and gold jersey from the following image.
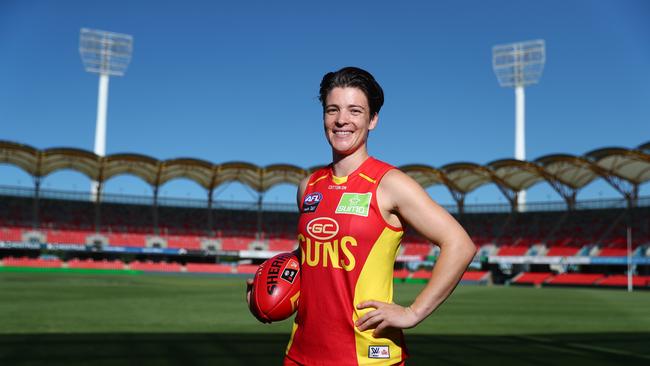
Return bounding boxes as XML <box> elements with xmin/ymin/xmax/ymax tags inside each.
<box><xmin>285</xmin><ymin>157</ymin><xmax>407</xmax><ymax>366</ymax></box>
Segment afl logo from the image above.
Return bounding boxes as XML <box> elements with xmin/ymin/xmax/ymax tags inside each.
<box><xmin>303</xmin><ymin>192</ymin><xmax>322</xmax><ymax>206</ymax></box>
<box><xmin>306</xmin><ymin>217</ymin><xmax>339</xmax><ymax>241</ymax></box>
<box><xmin>302</xmin><ymin>192</ymin><xmax>322</xmax><ymax>213</ymax></box>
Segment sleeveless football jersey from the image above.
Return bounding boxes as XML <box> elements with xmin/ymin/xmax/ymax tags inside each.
<box><xmin>285</xmin><ymin>157</ymin><xmax>407</xmax><ymax>366</ymax></box>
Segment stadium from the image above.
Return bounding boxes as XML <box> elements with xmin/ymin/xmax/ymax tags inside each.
<box><xmin>2</xmin><ymin>1</ymin><xmax>650</xmax><ymax>365</ymax></box>
<box><xmin>1</xmin><ymin>139</ymin><xmax>650</xmax><ymax>284</ymax></box>
<box><xmin>1</xmin><ymin>139</ymin><xmax>649</xmax><ymax>365</ymax></box>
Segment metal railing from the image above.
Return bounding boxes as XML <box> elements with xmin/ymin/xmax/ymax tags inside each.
<box><xmin>0</xmin><ymin>184</ymin><xmax>646</xmax><ymax>213</ymax></box>
<box><xmin>0</xmin><ymin>185</ymin><xmax>297</xmax><ymax>212</ymax></box>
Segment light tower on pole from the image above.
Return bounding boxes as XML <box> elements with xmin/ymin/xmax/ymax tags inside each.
<box><xmin>492</xmin><ymin>39</ymin><xmax>545</xmax><ymax>210</ymax></box>
<box><xmin>79</xmin><ymin>28</ymin><xmax>133</xmax><ymax>199</ymax></box>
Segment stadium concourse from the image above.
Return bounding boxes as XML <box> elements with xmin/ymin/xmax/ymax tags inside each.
<box><xmin>0</xmin><ymin>139</ymin><xmax>650</xmax><ymax>288</ymax></box>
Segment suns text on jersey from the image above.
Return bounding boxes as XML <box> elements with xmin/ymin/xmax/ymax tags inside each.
<box><xmin>297</xmin><ymin>233</ymin><xmax>357</xmax><ymax>271</ymax></box>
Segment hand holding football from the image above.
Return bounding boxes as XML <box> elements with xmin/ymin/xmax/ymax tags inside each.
<box><xmin>248</xmin><ymin>252</ymin><xmax>301</xmax><ymax>323</ymax></box>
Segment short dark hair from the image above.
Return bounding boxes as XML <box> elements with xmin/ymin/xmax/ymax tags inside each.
<box><xmin>319</xmin><ymin>67</ymin><xmax>384</xmax><ymax>117</ymax></box>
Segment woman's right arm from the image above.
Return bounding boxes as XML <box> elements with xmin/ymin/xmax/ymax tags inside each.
<box><xmin>292</xmin><ymin>177</ymin><xmax>309</xmax><ymax>259</ymax></box>
<box><xmin>247</xmin><ymin>176</ymin><xmax>309</xmax><ymax>305</ymax></box>
<box><xmin>296</xmin><ymin>177</ymin><xmax>308</xmax><ymax>208</ymax></box>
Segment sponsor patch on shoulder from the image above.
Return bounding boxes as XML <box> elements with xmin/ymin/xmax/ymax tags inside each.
<box><xmin>368</xmin><ymin>345</ymin><xmax>390</xmax><ymax>359</ymax></box>
<box><xmin>302</xmin><ymin>192</ymin><xmax>322</xmax><ymax>213</ymax></box>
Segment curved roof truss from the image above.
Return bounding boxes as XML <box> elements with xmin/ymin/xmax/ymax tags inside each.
<box><xmin>0</xmin><ymin>140</ymin><xmax>648</xmax><ymax>208</ymax></box>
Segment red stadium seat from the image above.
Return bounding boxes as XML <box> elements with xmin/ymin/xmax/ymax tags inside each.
<box><xmin>45</xmin><ymin>229</ymin><xmax>91</xmax><ymax>244</ymax></box>
<box><xmin>2</xmin><ymin>256</ymin><xmax>62</xmax><ymax>268</ymax></box>
<box><xmin>410</xmin><ymin>269</ymin><xmax>431</xmax><ymax>280</ymax></box>
<box><xmin>546</xmin><ymin>273</ymin><xmax>604</xmax><ymax>285</ymax></box>
<box><xmin>236</xmin><ymin>264</ymin><xmax>259</xmax><ymax>274</ymax></box>
<box><xmin>268</xmin><ymin>238</ymin><xmax>296</xmax><ymax>252</ymax></box>
<box><xmin>185</xmin><ymin>263</ymin><xmax>233</xmax><ymax>273</ymax></box>
<box><xmin>546</xmin><ymin>247</ymin><xmax>580</xmax><ymax>256</ymax></box>
<box><xmin>107</xmin><ymin>233</ymin><xmax>147</xmax><ymax>247</ymax></box>
<box><xmin>402</xmin><ymin>243</ymin><xmax>431</xmax><ymax>256</ymax></box>
<box><xmin>0</xmin><ymin>227</ymin><xmax>23</xmax><ymax>241</ymax></box>
<box><xmin>471</xmin><ymin>236</ymin><xmax>491</xmax><ymax>246</ymax></box>
<box><xmin>512</xmin><ymin>272</ymin><xmax>554</xmax><ymax>285</ymax></box>
<box><xmin>67</xmin><ymin>258</ymin><xmax>124</xmax><ymax>270</ymax></box>
<box><xmin>597</xmin><ymin>248</ymin><xmax>629</xmax><ymax>257</ymax></box>
<box><xmin>221</xmin><ymin>237</ymin><xmax>254</xmax><ymax>251</ymax></box>
<box><xmin>596</xmin><ymin>275</ymin><xmax>647</xmax><ymax>287</ymax></box>
<box><xmin>496</xmin><ymin>245</ymin><xmax>528</xmax><ymax>256</ymax></box>
<box><xmin>128</xmin><ymin>260</ymin><xmax>182</xmax><ymax>272</ymax></box>
<box><xmin>166</xmin><ymin>235</ymin><xmax>202</xmax><ymax>250</ymax></box>
<box><xmin>393</xmin><ymin>268</ymin><xmax>410</xmax><ymax>279</ymax></box>
<box><xmin>461</xmin><ymin>271</ymin><xmax>489</xmax><ymax>281</ymax></box>
<box><xmin>606</xmin><ymin>237</ymin><xmax>628</xmax><ymax>248</ymax></box>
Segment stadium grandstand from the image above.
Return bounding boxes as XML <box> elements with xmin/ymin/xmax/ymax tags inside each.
<box><xmin>0</xmin><ymin>139</ymin><xmax>649</xmax><ymax>289</ymax></box>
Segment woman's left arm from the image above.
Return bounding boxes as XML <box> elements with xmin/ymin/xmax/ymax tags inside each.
<box><xmin>355</xmin><ymin>169</ymin><xmax>477</xmax><ymax>337</ymax></box>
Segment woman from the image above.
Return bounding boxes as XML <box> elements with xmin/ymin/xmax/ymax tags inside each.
<box><xmin>252</xmin><ymin>67</ymin><xmax>476</xmax><ymax>365</ymax></box>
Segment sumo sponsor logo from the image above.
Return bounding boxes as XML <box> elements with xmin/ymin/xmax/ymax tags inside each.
<box><xmin>306</xmin><ymin>217</ymin><xmax>339</xmax><ymax>240</ymax></box>
<box><xmin>368</xmin><ymin>346</ymin><xmax>390</xmax><ymax>359</ymax></box>
<box><xmin>336</xmin><ymin>193</ymin><xmax>372</xmax><ymax>217</ymax></box>
<box><xmin>302</xmin><ymin>192</ymin><xmax>322</xmax><ymax>213</ymax></box>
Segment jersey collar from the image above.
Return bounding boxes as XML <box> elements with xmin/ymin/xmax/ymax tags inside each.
<box><xmin>329</xmin><ymin>156</ymin><xmax>375</xmax><ymax>186</ymax></box>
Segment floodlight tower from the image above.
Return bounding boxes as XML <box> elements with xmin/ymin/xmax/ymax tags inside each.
<box><xmin>492</xmin><ymin>39</ymin><xmax>545</xmax><ymax>210</ymax></box>
<box><xmin>79</xmin><ymin>28</ymin><xmax>133</xmax><ymax>199</ymax></box>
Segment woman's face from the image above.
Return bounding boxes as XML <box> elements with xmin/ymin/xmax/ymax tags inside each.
<box><xmin>323</xmin><ymin>87</ymin><xmax>378</xmax><ymax>156</ymax></box>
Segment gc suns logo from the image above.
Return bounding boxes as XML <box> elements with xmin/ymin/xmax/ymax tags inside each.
<box><xmin>306</xmin><ymin>217</ymin><xmax>339</xmax><ymax>240</ymax></box>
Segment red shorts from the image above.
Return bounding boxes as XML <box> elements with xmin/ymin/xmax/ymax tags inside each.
<box><xmin>284</xmin><ymin>357</ymin><xmax>405</xmax><ymax>366</ymax></box>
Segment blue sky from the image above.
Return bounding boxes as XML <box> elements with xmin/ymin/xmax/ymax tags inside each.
<box><xmin>1</xmin><ymin>0</ymin><xmax>649</xmax><ymax>205</ymax></box>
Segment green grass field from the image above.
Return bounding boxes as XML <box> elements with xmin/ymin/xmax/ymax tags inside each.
<box><xmin>1</xmin><ymin>270</ymin><xmax>649</xmax><ymax>365</ymax></box>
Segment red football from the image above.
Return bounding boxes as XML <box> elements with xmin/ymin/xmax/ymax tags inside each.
<box><xmin>249</xmin><ymin>252</ymin><xmax>301</xmax><ymax>323</ymax></box>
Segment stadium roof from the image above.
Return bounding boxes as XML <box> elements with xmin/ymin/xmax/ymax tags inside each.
<box><xmin>1</xmin><ymin>140</ymin><xmax>649</xmax><ymax>211</ymax></box>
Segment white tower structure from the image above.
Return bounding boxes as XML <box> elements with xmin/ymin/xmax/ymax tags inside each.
<box><xmin>492</xmin><ymin>39</ymin><xmax>545</xmax><ymax>210</ymax></box>
<box><xmin>79</xmin><ymin>28</ymin><xmax>133</xmax><ymax>199</ymax></box>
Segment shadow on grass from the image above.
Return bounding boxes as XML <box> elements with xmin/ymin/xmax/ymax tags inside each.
<box><xmin>0</xmin><ymin>332</ymin><xmax>649</xmax><ymax>366</ymax></box>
